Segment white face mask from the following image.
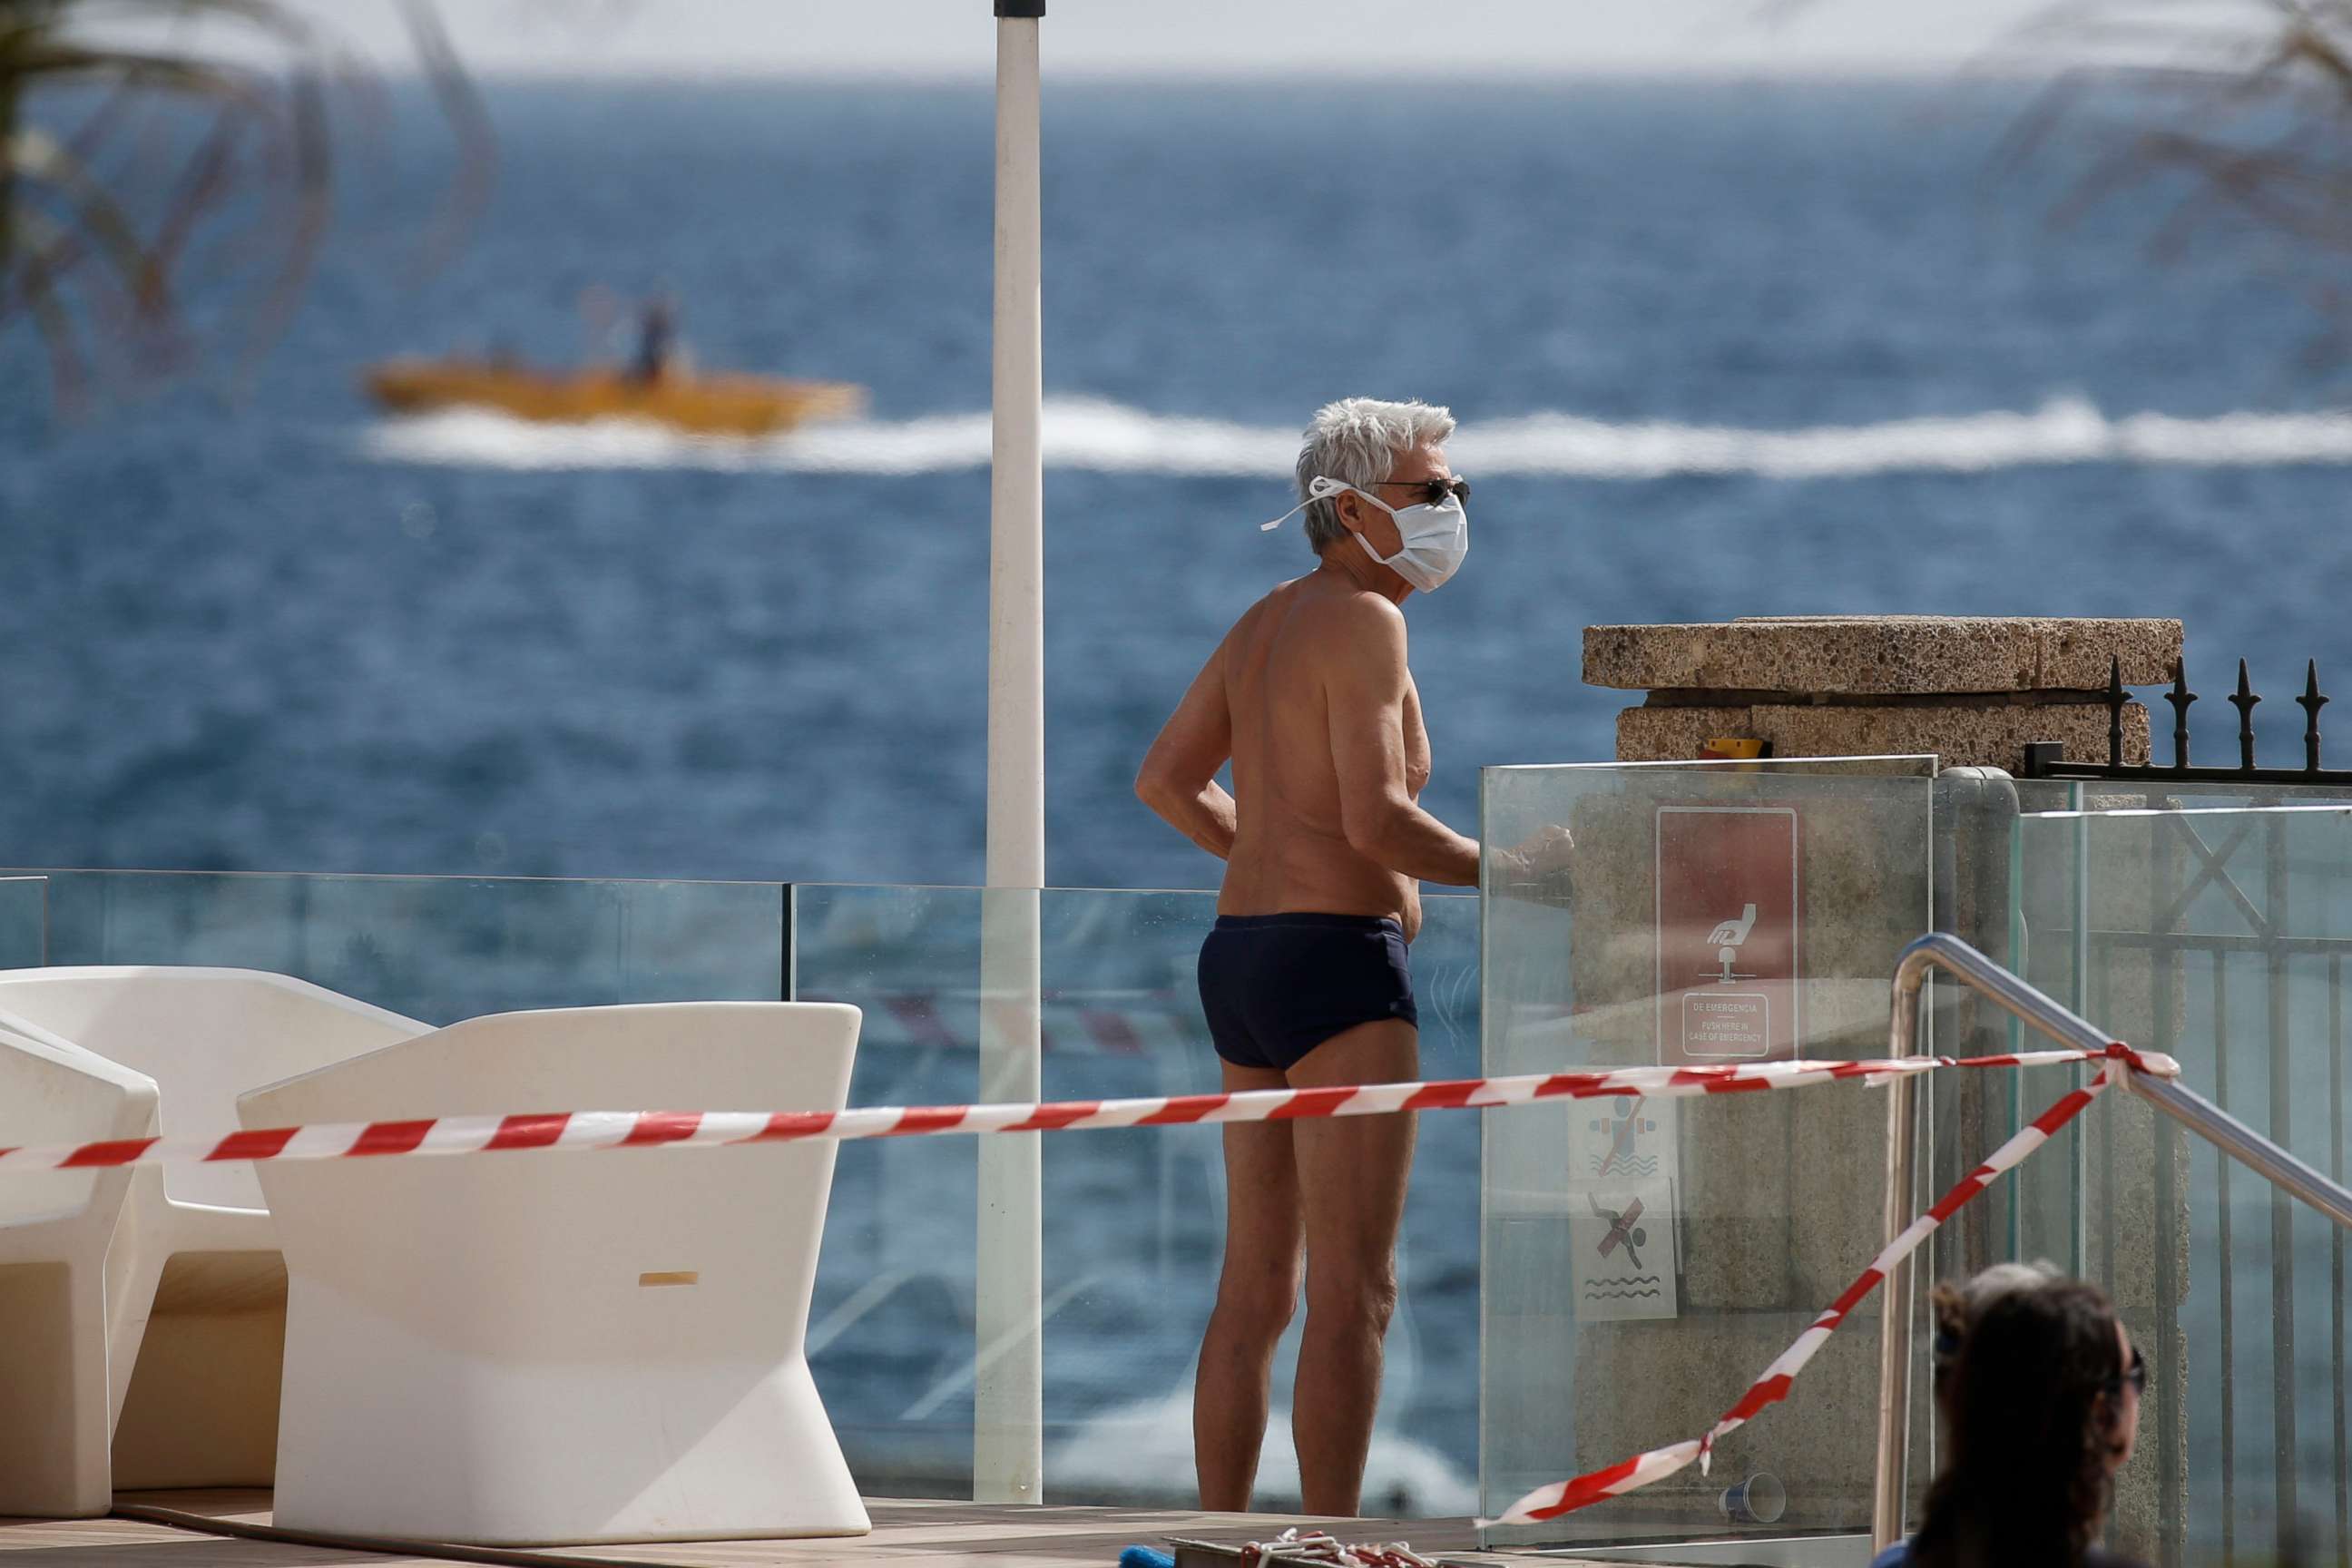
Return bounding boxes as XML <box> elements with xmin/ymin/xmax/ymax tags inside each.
<box><xmin>1259</xmin><ymin>474</ymin><xmax>1471</xmax><ymax>593</ymax></box>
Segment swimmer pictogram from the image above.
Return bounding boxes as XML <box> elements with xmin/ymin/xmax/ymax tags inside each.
<box><xmin>1586</xmin><ymin>1096</ymin><xmax>1661</xmax><ymax>1178</ymax></box>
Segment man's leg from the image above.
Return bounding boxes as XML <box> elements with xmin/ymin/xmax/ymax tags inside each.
<box><xmin>1288</xmin><ymin>1018</ymin><xmax>1418</xmax><ymax>1518</ymax></box>
<box><xmin>1195</xmin><ymin>1059</ymin><xmax>1304</xmax><ymax>1512</ymax></box>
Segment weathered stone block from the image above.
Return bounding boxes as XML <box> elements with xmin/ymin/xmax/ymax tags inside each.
<box><xmin>1584</xmin><ymin>616</ymin><xmax>2182</xmax><ymax>696</ymax></box>
<box><xmin>1615</xmin><ymin>700</ymin><xmax>2151</xmax><ymax>774</ymax></box>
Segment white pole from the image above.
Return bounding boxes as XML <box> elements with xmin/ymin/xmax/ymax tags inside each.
<box><xmin>976</xmin><ymin>0</ymin><xmax>1045</xmax><ymax>1507</ymax></box>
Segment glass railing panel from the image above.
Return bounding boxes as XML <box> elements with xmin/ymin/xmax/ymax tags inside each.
<box><xmin>2014</xmin><ymin>807</ymin><xmax>2352</xmax><ymax>1568</ymax></box>
<box><xmin>1031</xmin><ymin>888</ymin><xmax>1482</xmax><ymax>1516</ymax></box>
<box><xmin>790</xmin><ymin>883</ymin><xmax>985</xmax><ymax>1498</ymax></box>
<box><xmin>1031</xmin><ymin>887</ymin><xmax>1220</xmax><ymax>1510</ymax></box>
<box><xmin>789</xmin><ymin>881</ymin><xmax>1485</xmax><ymax>1514</ymax></box>
<box><xmin>0</xmin><ymin>877</ymin><xmax>45</xmax><ymax>968</ymax></box>
<box><xmin>0</xmin><ymin>866</ymin><xmax>1494</xmax><ymax>1514</ymax></box>
<box><xmin>2023</xmin><ymin>778</ymin><xmax>2352</xmax><ymax>812</ymax></box>
<box><xmin>15</xmin><ymin>869</ymin><xmax>784</xmax><ymax>1022</ymax></box>
<box><xmin>1479</xmin><ymin>759</ymin><xmax>1939</xmax><ymax>1557</ymax></box>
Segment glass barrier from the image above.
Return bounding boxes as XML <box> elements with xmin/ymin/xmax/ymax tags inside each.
<box><xmin>12</xmin><ymin>791</ymin><xmax>2345</xmax><ymax>1543</ymax></box>
<box><xmin>7</xmin><ymin>868</ymin><xmax>784</xmax><ymax>1022</ymax></box>
<box><xmin>2012</xmin><ymin>778</ymin><xmax>2352</xmax><ymax>880</ymax></box>
<box><xmin>0</xmin><ymin>867</ymin><xmax>1482</xmax><ymax>1514</ymax></box>
<box><xmin>1478</xmin><ymin>758</ymin><xmax>1941</xmax><ymax>1557</ymax></box>
<box><xmin>2016</xmin><ymin>777</ymin><xmax>2352</xmax><ymax>818</ymax></box>
<box><xmin>789</xmin><ymin>884</ymin><xmax>1482</xmax><ymax>1514</ymax></box>
<box><xmin>0</xmin><ymin>877</ymin><xmax>44</xmax><ymax>968</ymax></box>
<box><xmin>2015</xmin><ymin>806</ymin><xmax>2352</xmax><ymax>1568</ymax></box>
<box><xmin>789</xmin><ymin>884</ymin><xmax>985</xmax><ymax>1498</ymax></box>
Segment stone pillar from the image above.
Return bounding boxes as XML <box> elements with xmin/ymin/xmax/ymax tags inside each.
<box><xmin>1583</xmin><ymin>616</ymin><xmax>2181</xmax><ymax>770</ymax></box>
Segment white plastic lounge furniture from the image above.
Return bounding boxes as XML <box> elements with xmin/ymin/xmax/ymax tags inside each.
<box><xmin>241</xmin><ymin>1000</ymin><xmax>870</xmax><ymax>1546</ymax></box>
<box><xmin>0</xmin><ymin>1020</ymin><xmax>158</xmax><ymax>1517</ymax></box>
<box><xmin>0</xmin><ymin>965</ymin><xmax>427</xmax><ymax>1491</ymax></box>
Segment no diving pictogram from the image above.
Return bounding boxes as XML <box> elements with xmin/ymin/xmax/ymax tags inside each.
<box><xmin>1589</xmin><ymin>1191</ymin><xmax>1648</xmax><ymax>1270</ymax></box>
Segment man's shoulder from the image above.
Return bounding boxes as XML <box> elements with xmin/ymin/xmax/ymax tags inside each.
<box><xmin>1240</xmin><ymin>577</ymin><xmax>1401</xmax><ymax>649</ymax></box>
<box><xmin>1292</xmin><ymin>582</ymin><xmax>1405</xmax><ymax>639</ymax></box>
<box><xmin>1262</xmin><ymin>593</ymin><xmax>1400</xmax><ymax>690</ymax></box>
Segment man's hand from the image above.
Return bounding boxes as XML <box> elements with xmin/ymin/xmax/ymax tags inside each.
<box><xmin>1490</xmin><ymin>823</ymin><xmax>1575</xmax><ymax>891</ymax></box>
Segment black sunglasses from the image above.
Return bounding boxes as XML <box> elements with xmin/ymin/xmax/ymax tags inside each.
<box><xmin>2110</xmin><ymin>1345</ymin><xmax>2146</xmax><ymax>1396</ymax></box>
<box><xmin>1374</xmin><ymin>476</ymin><xmax>1470</xmax><ymax>507</ymax></box>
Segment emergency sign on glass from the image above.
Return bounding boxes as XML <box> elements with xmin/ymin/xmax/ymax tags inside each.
<box><xmin>1653</xmin><ymin>805</ymin><xmax>1801</xmax><ymax>1065</ymax></box>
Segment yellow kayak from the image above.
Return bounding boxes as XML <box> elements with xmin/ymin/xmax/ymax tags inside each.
<box><xmin>366</xmin><ymin>359</ymin><xmax>867</xmax><ymax>436</ymax></box>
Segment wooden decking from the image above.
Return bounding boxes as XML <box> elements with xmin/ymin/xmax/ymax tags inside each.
<box><xmin>0</xmin><ymin>1491</ymin><xmax>1525</xmax><ymax>1567</ymax></box>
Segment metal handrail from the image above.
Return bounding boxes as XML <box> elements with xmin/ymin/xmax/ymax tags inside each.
<box><xmin>1870</xmin><ymin>932</ymin><xmax>2352</xmax><ymax>1552</ymax></box>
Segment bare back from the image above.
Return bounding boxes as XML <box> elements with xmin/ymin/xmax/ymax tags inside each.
<box><xmin>1216</xmin><ymin>575</ymin><xmax>1431</xmax><ymax>939</ymax></box>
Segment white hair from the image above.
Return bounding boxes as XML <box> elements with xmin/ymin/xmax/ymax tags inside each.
<box><xmin>1293</xmin><ymin>397</ymin><xmax>1456</xmax><ymax>554</ymax></box>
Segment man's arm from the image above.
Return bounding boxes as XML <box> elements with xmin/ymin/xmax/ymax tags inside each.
<box><xmin>1324</xmin><ymin>598</ymin><xmax>1481</xmax><ymax>887</ymax></box>
<box><xmin>1136</xmin><ymin>635</ymin><xmax>1240</xmax><ymax>860</ymax></box>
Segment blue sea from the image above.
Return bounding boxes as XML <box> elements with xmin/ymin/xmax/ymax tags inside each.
<box><xmin>4</xmin><ymin>78</ymin><xmax>2349</xmax><ymax>889</ymax></box>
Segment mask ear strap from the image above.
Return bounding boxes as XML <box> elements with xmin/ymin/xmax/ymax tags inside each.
<box><xmin>1259</xmin><ymin>475</ymin><xmax>1356</xmax><ymax>532</ymax></box>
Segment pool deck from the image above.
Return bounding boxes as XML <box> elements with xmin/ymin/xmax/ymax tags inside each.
<box><xmin>0</xmin><ymin>1492</ymin><xmax>1549</xmax><ymax>1568</ymax></box>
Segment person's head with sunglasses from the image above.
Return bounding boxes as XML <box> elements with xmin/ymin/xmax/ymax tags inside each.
<box><xmin>1261</xmin><ymin>397</ymin><xmax>1469</xmax><ymax>597</ymax></box>
<box><xmin>1879</xmin><ymin>1273</ymin><xmax>2147</xmax><ymax>1568</ymax></box>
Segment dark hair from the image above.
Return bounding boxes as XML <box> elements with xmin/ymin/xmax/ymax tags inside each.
<box><xmin>1908</xmin><ymin>1278</ymin><xmax>2126</xmax><ymax>1568</ymax></box>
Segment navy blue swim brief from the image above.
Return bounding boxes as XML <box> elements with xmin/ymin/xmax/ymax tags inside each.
<box><xmin>1196</xmin><ymin>912</ymin><xmax>1417</xmax><ymax>1073</ymax></box>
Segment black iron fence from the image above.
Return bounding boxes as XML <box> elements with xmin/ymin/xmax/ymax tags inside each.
<box><xmin>2024</xmin><ymin>658</ymin><xmax>2352</xmax><ymax>788</ymax></box>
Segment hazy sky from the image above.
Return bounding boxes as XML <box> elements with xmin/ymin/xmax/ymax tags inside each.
<box><xmin>309</xmin><ymin>0</ymin><xmax>2069</xmax><ymax>79</ymax></box>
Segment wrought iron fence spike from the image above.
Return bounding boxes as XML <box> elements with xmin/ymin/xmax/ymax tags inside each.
<box><xmin>2230</xmin><ymin>658</ymin><xmax>2262</xmax><ymax>773</ymax></box>
<box><xmin>2166</xmin><ymin>659</ymin><xmax>2197</xmax><ymax>772</ymax></box>
<box><xmin>2298</xmin><ymin>659</ymin><xmax>2329</xmax><ymax>774</ymax></box>
<box><xmin>2107</xmin><ymin>654</ymin><xmax>2126</xmax><ymax>767</ymax></box>
<box><xmin>2023</xmin><ymin>654</ymin><xmax>2352</xmax><ymax>785</ymax></box>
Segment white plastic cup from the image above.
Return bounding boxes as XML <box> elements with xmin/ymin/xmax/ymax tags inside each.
<box><xmin>1718</xmin><ymin>1471</ymin><xmax>1786</xmax><ymax>1525</ymax></box>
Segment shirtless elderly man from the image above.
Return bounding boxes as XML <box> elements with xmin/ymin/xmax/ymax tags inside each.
<box><xmin>1138</xmin><ymin>397</ymin><xmax>1558</xmax><ymax>1515</ymax></box>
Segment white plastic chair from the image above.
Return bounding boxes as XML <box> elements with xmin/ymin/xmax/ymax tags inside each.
<box><xmin>0</xmin><ymin>965</ymin><xmax>428</xmax><ymax>1489</ymax></box>
<box><xmin>241</xmin><ymin>1000</ymin><xmax>871</xmax><ymax>1546</ymax></box>
<box><xmin>0</xmin><ymin>1019</ymin><xmax>158</xmax><ymax>1517</ymax></box>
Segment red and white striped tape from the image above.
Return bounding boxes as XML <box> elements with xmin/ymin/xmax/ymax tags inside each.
<box><xmin>0</xmin><ymin>1044</ymin><xmax>2171</xmax><ymax>1178</ymax></box>
<box><xmin>1482</xmin><ymin>1057</ymin><xmax>2124</xmax><ymax>1527</ymax></box>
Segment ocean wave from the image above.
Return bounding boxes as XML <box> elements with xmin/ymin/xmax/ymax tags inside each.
<box><xmin>357</xmin><ymin>398</ymin><xmax>1290</xmax><ymax>477</ymax></box>
<box><xmin>357</xmin><ymin>394</ymin><xmax>2352</xmax><ymax>479</ymax></box>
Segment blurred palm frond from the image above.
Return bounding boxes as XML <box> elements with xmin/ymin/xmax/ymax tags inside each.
<box><xmin>0</xmin><ymin>0</ymin><xmax>492</xmax><ymax>408</ymax></box>
<box><xmin>1759</xmin><ymin>0</ymin><xmax>2352</xmax><ymax>371</ymax></box>
<box><xmin>2006</xmin><ymin>9</ymin><xmax>2352</xmax><ymax>207</ymax></box>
